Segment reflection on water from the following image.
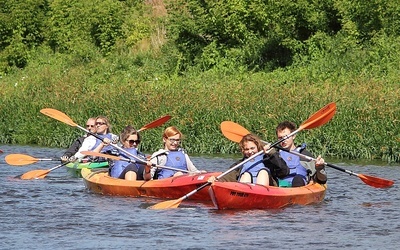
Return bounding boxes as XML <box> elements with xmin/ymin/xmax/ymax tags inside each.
<box><xmin>0</xmin><ymin>144</ymin><xmax>399</xmax><ymax>250</ymax></box>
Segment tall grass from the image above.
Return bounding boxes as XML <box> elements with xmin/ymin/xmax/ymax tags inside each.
<box><xmin>0</xmin><ymin>45</ymin><xmax>399</xmax><ymax>163</ymax></box>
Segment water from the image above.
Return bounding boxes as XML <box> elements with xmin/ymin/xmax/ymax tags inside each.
<box><xmin>0</xmin><ymin>145</ymin><xmax>399</xmax><ymax>250</ymax></box>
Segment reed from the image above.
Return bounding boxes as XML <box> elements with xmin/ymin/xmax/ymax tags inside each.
<box><xmin>1</xmin><ymin>62</ymin><xmax>398</xmax><ymax>163</ymax></box>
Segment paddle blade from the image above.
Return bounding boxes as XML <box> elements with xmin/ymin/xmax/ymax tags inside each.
<box><xmin>40</xmin><ymin>108</ymin><xmax>77</xmax><ymax>127</ymax></box>
<box><xmin>149</xmin><ymin>198</ymin><xmax>183</xmax><ymax>210</ymax></box>
<box><xmin>358</xmin><ymin>174</ymin><xmax>394</xmax><ymax>188</ymax></box>
<box><xmin>299</xmin><ymin>102</ymin><xmax>336</xmax><ymax>130</ymax></box>
<box><xmin>81</xmin><ymin>151</ymin><xmax>121</xmax><ymax>161</ymax></box>
<box><xmin>20</xmin><ymin>170</ymin><xmax>49</xmax><ymax>180</ymax></box>
<box><xmin>5</xmin><ymin>154</ymin><xmax>39</xmax><ymax>166</ymax></box>
<box><xmin>138</xmin><ymin>115</ymin><xmax>171</xmax><ymax>132</ymax></box>
<box><xmin>220</xmin><ymin>121</ymin><xmax>251</xmax><ymax>143</ymax></box>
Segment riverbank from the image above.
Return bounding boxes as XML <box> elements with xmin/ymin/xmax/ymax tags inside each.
<box><xmin>0</xmin><ymin>63</ymin><xmax>398</xmax><ymax>162</ymax></box>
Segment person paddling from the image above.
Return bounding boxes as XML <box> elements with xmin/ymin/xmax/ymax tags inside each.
<box><xmin>210</xmin><ymin>134</ymin><xmax>289</xmax><ymax>186</ymax></box>
<box><xmin>275</xmin><ymin>121</ymin><xmax>327</xmax><ymax>187</ymax></box>
<box><xmin>105</xmin><ymin>125</ymin><xmax>151</xmax><ymax>180</ymax></box>
<box><xmin>60</xmin><ymin>117</ymin><xmax>96</xmax><ymax>162</ymax></box>
<box><xmin>145</xmin><ymin>126</ymin><xmax>205</xmax><ymax>181</ymax></box>
<box><xmin>71</xmin><ymin>115</ymin><xmax>118</xmax><ymax>162</ymax></box>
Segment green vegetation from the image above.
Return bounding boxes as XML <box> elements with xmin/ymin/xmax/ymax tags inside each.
<box><xmin>0</xmin><ymin>0</ymin><xmax>399</xmax><ymax>163</ymax></box>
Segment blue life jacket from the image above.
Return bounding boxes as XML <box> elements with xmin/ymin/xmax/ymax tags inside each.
<box><xmin>91</xmin><ymin>133</ymin><xmax>115</xmax><ymax>152</ymax></box>
<box><xmin>239</xmin><ymin>154</ymin><xmax>269</xmax><ymax>183</ymax></box>
<box><xmin>109</xmin><ymin>148</ymin><xmax>139</xmax><ymax>178</ymax></box>
<box><xmin>156</xmin><ymin>150</ymin><xmax>187</xmax><ymax>179</ymax></box>
<box><xmin>278</xmin><ymin>144</ymin><xmax>308</xmax><ymax>187</ymax></box>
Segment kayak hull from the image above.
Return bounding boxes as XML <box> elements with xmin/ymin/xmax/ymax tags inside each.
<box><xmin>66</xmin><ymin>161</ymin><xmax>109</xmax><ymax>178</ymax></box>
<box><xmin>81</xmin><ymin>168</ymin><xmax>221</xmax><ymax>201</ymax></box>
<box><xmin>209</xmin><ymin>181</ymin><xmax>327</xmax><ymax>210</ymax></box>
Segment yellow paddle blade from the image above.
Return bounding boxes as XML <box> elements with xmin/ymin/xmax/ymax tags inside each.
<box><xmin>138</xmin><ymin>115</ymin><xmax>171</xmax><ymax>132</ymax></box>
<box><xmin>5</xmin><ymin>154</ymin><xmax>39</xmax><ymax>166</ymax></box>
<box><xmin>220</xmin><ymin>121</ymin><xmax>251</xmax><ymax>143</ymax></box>
<box><xmin>20</xmin><ymin>170</ymin><xmax>49</xmax><ymax>180</ymax></box>
<box><xmin>40</xmin><ymin>108</ymin><xmax>77</xmax><ymax>127</ymax></box>
<box><xmin>149</xmin><ymin>198</ymin><xmax>183</xmax><ymax>210</ymax></box>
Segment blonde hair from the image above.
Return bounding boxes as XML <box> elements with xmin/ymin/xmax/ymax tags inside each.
<box><xmin>95</xmin><ymin>115</ymin><xmax>112</xmax><ymax>133</ymax></box>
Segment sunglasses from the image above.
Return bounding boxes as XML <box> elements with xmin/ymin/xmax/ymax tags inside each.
<box><xmin>86</xmin><ymin>125</ymin><xmax>95</xmax><ymax>128</ymax></box>
<box><xmin>95</xmin><ymin>122</ymin><xmax>107</xmax><ymax>126</ymax></box>
<box><xmin>128</xmin><ymin>139</ymin><xmax>141</xmax><ymax>144</ymax></box>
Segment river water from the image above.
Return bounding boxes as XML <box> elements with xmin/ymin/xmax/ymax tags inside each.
<box><xmin>0</xmin><ymin>145</ymin><xmax>399</xmax><ymax>250</ymax></box>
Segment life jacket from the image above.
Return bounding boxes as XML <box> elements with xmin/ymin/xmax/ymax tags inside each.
<box><xmin>109</xmin><ymin>147</ymin><xmax>139</xmax><ymax>178</ymax></box>
<box><xmin>156</xmin><ymin>150</ymin><xmax>187</xmax><ymax>179</ymax></box>
<box><xmin>91</xmin><ymin>133</ymin><xmax>115</xmax><ymax>152</ymax></box>
<box><xmin>278</xmin><ymin>144</ymin><xmax>309</xmax><ymax>187</ymax></box>
<box><xmin>239</xmin><ymin>154</ymin><xmax>269</xmax><ymax>183</ymax></box>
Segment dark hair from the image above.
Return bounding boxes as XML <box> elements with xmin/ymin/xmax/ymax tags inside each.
<box><xmin>120</xmin><ymin>125</ymin><xmax>140</xmax><ymax>142</ymax></box>
<box><xmin>276</xmin><ymin>121</ymin><xmax>297</xmax><ymax>135</ymax></box>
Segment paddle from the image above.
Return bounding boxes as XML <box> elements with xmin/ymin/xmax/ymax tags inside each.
<box><xmin>137</xmin><ymin>115</ymin><xmax>171</xmax><ymax>132</ymax></box>
<box><xmin>39</xmin><ymin>108</ymin><xmax>169</xmax><ymax>166</ymax></box>
<box><xmin>221</xmin><ymin>121</ymin><xmax>394</xmax><ymax>189</ymax></box>
<box><xmin>81</xmin><ymin>151</ymin><xmax>191</xmax><ymax>174</ymax></box>
<box><xmin>5</xmin><ymin>154</ymin><xmax>60</xmax><ymax>166</ymax></box>
<box><xmin>221</xmin><ymin>102</ymin><xmax>337</xmax><ymax>143</ymax></box>
<box><xmin>149</xmin><ymin>102</ymin><xmax>337</xmax><ymax>209</ymax></box>
<box><xmin>20</xmin><ymin>161</ymin><xmax>70</xmax><ymax>180</ymax></box>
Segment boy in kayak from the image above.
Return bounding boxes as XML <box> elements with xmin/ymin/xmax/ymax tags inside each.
<box><xmin>275</xmin><ymin>121</ymin><xmax>327</xmax><ymax>187</ymax></box>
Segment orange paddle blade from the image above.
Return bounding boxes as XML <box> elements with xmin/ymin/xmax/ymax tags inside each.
<box><xmin>299</xmin><ymin>102</ymin><xmax>336</xmax><ymax>130</ymax></box>
<box><xmin>81</xmin><ymin>151</ymin><xmax>121</xmax><ymax>161</ymax></box>
<box><xmin>5</xmin><ymin>154</ymin><xmax>39</xmax><ymax>166</ymax></box>
<box><xmin>358</xmin><ymin>174</ymin><xmax>394</xmax><ymax>188</ymax></box>
<box><xmin>149</xmin><ymin>198</ymin><xmax>183</xmax><ymax>210</ymax></box>
<box><xmin>138</xmin><ymin>115</ymin><xmax>171</xmax><ymax>132</ymax></box>
<box><xmin>40</xmin><ymin>108</ymin><xmax>77</xmax><ymax>127</ymax></box>
<box><xmin>220</xmin><ymin>121</ymin><xmax>250</xmax><ymax>143</ymax></box>
<box><xmin>20</xmin><ymin>170</ymin><xmax>49</xmax><ymax>180</ymax></box>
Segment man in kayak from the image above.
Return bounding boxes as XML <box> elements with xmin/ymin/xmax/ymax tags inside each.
<box><xmin>60</xmin><ymin>117</ymin><xmax>96</xmax><ymax>162</ymax></box>
<box><xmin>211</xmin><ymin>134</ymin><xmax>289</xmax><ymax>186</ymax></box>
<box><xmin>275</xmin><ymin>121</ymin><xmax>327</xmax><ymax>187</ymax></box>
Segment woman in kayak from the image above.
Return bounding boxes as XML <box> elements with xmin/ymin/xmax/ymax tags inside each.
<box><xmin>72</xmin><ymin>115</ymin><xmax>118</xmax><ymax>162</ymax></box>
<box><xmin>275</xmin><ymin>120</ymin><xmax>327</xmax><ymax>187</ymax></box>
<box><xmin>145</xmin><ymin>126</ymin><xmax>205</xmax><ymax>180</ymax></box>
<box><xmin>215</xmin><ymin>134</ymin><xmax>289</xmax><ymax>186</ymax></box>
<box><xmin>107</xmin><ymin>125</ymin><xmax>150</xmax><ymax>180</ymax></box>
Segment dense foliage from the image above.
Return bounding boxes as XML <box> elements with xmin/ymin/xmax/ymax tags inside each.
<box><xmin>0</xmin><ymin>0</ymin><xmax>399</xmax><ymax>163</ymax></box>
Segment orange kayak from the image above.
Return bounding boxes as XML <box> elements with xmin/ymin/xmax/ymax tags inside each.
<box><xmin>81</xmin><ymin>168</ymin><xmax>222</xmax><ymax>201</ymax></box>
<box><xmin>209</xmin><ymin>181</ymin><xmax>327</xmax><ymax>210</ymax></box>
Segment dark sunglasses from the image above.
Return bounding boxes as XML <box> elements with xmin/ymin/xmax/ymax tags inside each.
<box><xmin>95</xmin><ymin>122</ymin><xmax>107</xmax><ymax>126</ymax></box>
<box><xmin>86</xmin><ymin>125</ymin><xmax>95</xmax><ymax>128</ymax></box>
<box><xmin>128</xmin><ymin>139</ymin><xmax>141</xmax><ymax>144</ymax></box>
